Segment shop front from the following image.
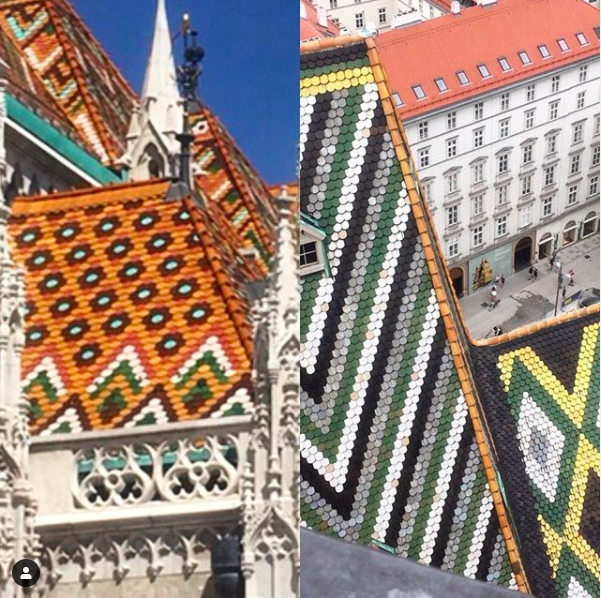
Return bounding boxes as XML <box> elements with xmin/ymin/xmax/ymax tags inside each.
<box><xmin>582</xmin><ymin>211</ymin><xmax>598</xmax><ymax>238</ymax></box>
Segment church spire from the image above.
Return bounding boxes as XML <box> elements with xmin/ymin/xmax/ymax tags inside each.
<box><xmin>122</xmin><ymin>0</ymin><xmax>182</xmax><ymax>181</ymax></box>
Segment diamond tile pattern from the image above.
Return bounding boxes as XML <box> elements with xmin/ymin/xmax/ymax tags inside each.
<box><xmin>300</xmin><ymin>41</ymin><xmax>516</xmax><ymax>589</ymax></box>
<box><xmin>472</xmin><ymin>315</ymin><xmax>600</xmax><ymax>598</ymax></box>
<box><xmin>10</xmin><ymin>180</ymin><xmax>256</xmax><ymax>435</ymax></box>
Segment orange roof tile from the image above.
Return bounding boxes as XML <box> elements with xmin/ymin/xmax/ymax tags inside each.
<box><xmin>191</xmin><ymin>107</ymin><xmax>278</xmax><ymax>275</ymax></box>
<box><xmin>375</xmin><ymin>0</ymin><xmax>600</xmax><ymax>119</ymax></box>
<box><xmin>301</xmin><ymin>0</ymin><xmax>341</xmax><ymax>42</ymax></box>
<box><xmin>10</xmin><ymin>179</ymin><xmax>255</xmax><ymax>435</ymax></box>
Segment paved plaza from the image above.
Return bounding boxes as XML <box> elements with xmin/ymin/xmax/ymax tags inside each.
<box><xmin>459</xmin><ymin>234</ymin><xmax>600</xmax><ymax>339</ymax></box>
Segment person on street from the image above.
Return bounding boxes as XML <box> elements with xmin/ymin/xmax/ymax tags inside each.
<box><xmin>533</xmin><ymin>268</ymin><xmax>539</xmax><ymax>281</ymax></box>
<box><xmin>500</xmin><ymin>274</ymin><xmax>505</xmax><ymax>287</ymax></box>
<box><xmin>569</xmin><ymin>269</ymin><xmax>575</xmax><ymax>286</ymax></box>
<box><xmin>528</xmin><ymin>266</ymin><xmax>534</xmax><ymax>280</ymax></box>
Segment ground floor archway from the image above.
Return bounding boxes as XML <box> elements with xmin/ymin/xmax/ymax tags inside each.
<box><xmin>562</xmin><ymin>220</ymin><xmax>578</xmax><ymax>246</ymax></box>
<box><xmin>538</xmin><ymin>233</ymin><xmax>553</xmax><ymax>261</ymax></box>
<box><xmin>583</xmin><ymin>211</ymin><xmax>598</xmax><ymax>238</ymax></box>
<box><xmin>514</xmin><ymin>236</ymin><xmax>532</xmax><ymax>271</ymax></box>
<box><xmin>449</xmin><ymin>267</ymin><xmax>464</xmax><ymax>298</ymax></box>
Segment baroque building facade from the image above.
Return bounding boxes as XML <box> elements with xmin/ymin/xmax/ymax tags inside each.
<box><xmin>0</xmin><ymin>1</ymin><xmax>299</xmax><ymax>597</ymax></box>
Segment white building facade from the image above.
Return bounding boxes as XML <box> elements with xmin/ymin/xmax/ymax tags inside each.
<box><xmin>402</xmin><ymin>52</ymin><xmax>600</xmax><ymax>296</ymax></box>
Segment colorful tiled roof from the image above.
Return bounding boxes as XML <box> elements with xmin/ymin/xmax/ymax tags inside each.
<box><xmin>300</xmin><ymin>33</ymin><xmax>600</xmax><ymax>598</ymax></box>
<box><xmin>10</xmin><ymin>179</ymin><xmax>256</xmax><ymax>436</ymax></box>
<box><xmin>301</xmin><ymin>0</ymin><xmax>340</xmax><ymax>43</ymax></box>
<box><xmin>191</xmin><ymin>107</ymin><xmax>278</xmax><ymax>276</ymax></box>
<box><xmin>300</xmin><ymin>38</ymin><xmax>520</xmax><ymax>591</ymax></box>
<box><xmin>471</xmin><ymin>313</ymin><xmax>600</xmax><ymax>598</ymax></box>
<box><xmin>0</xmin><ymin>0</ymin><xmax>137</xmax><ymax>163</ymax></box>
<box><xmin>375</xmin><ymin>0</ymin><xmax>600</xmax><ymax>119</ymax></box>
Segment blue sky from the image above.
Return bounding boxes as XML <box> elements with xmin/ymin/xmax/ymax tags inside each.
<box><xmin>72</xmin><ymin>0</ymin><xmax>298</xmax><ymax>184</ymax></box>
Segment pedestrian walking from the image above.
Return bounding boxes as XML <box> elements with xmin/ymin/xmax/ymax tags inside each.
<box><xmin>528</xmin><ymin>266</ymin><xmax>534</xmax><ymax>280</ymax></box>
<box><xmin>534</xmin><ymin>268</ymin><xmax>539</xmax><ymax>280</ymax></box>
<box><xmin>549</xmin><ymin>255</ymin><xmax>555</xmax><ymax>271</ymax></box>
<box><xmin>569</xmin><ymin>269</ymin><xmax>575</xmax><ymax>286</ymax></box>
<box><xmin>500</xmin><ymin>274</ymin><xmax>505</xmax><ymax>287</ymax></box>
<box><xmin>496</xmin><ymin>326</ymin><xmax>503</xmax><ymax>336</ymax></box>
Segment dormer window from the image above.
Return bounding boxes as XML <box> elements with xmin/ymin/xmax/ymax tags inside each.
<box><xmin>392</xmin><ymin>92</ymin><xmax>404</xmax><ymax>107</ymax></box>
<box><xmin>538</xmin><ymin>44</ymin><xmax>550</xmax><ymax>58</ymax></box>
<box><xmin>576</xmin><ymin>32</ymin><xmax>588</xmax><ymax>46</ymax></box>
<box><xmin>456</xmin><ymin>70</ymin><xmax>470</xmax><ymax>85</ymax></box>
<box><xmin>413</xmin><ymin>85</ymin><xmax>426</xmax><ymax>100</ymax></box>
<box><xmin>557</xmin><ymin>38</ymin><xmax>569</xmax><ymax>52</ymax></box>
<box><xmin>498</xmin><ymin>57</ymin><xmax>511</xmax><ymax>72</ymax></box>
<box><xmin>435</xmin><ymin>77</ymin><xmax>448</xmax><ymax>92</ymax></box>
<box><xmin>477</xmin><ymin>64</ymin><xmax>491</xmax><ymax>79</ymax></box>
<box><xmin>300</xmin><ymin>216</ymin><xmax>329</xmax><ymax>276</ymax></box>
<box><xmin>518</xmin><ymin>51</ymin><xmax>531</xmax><ymax>65</ymax></box>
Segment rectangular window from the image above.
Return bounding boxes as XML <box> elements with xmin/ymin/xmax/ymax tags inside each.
<box><xmin>576</xmin><ymin>32</ymin><xmax>589</xmax><ymax>46</ymax></box>
<box><xmin>447</xmin><ymin>138</ymin><xmax>458</xmax><ymax>158</ymax></box>
<box><xmin>472</xmin><ymin>225</ymin><xmax>484</xmax><ymax>248</ymax></box>
<box><xmin>526</xmin><ymin>84</ymin><xmax>535</xmax><ymax>102</ymax></box>
<box><xmin>551</xmin><ymin>75</ymin><xmax>560</xmax><ymax>93</ymax></box>
<box><xmin>330</xmin><ymin>0</ymin><xmax>337</xmax><ymax>7</ymax></box>
<box><xmin>568</xmin><ymin>184</ymin><xmax>578</xmax><ymax>206</ymax></box>
<box><xmin>393</xmin><ymin>93</ymin><xmax>403</xmax><ymax>107</ymax></box>
<box><xmin>557</xmin><ymin>38</ymin><xmax>569</xmax><ymax>52</ymax></box>
<box><xmin>573</xmin><ymin>123</ymin><xmax>584</xmax><ymax>144</ymax></box>
<box><xmin>522</xmin><ymin>143</ymin><xmax>533</xmax><ymax>165</ymax></box>
<box><xmin>544</xmin><ymin>165</ymin><xmax>556</xmax><ymax>186</ymax></box>
<box><xmin>300</xmin><ymin>241</ymin><xmax>319</xmax><ymax>267</ymax></box>
<box><xmin>525</xmin><ymin>109</ymin><xmax>535</xmax><ymax>130</ymax></box>
<box><xmin>521</xmin><ymin>174</ymin><xmax>532</xmax><ymax>196</ymax></box>
<box><xmin>577</xmin><ymin>91</ymin><xmax>586</xmax><ymax>110</ymax></box>
<box><xmin>542</xmin><ymin>196</ymin><xmax>553</xmax><ymax>218</ymax></box>
<box><xmin>472</xmin><ymin>194</ymin><xmax>484</xmax><ymax>216</ymax></box>
<box><xmin>478</xmin><ymin>64</ymin><xmax>491</xmax><ymax>78</ymax></box>
<box><xmin>496</xmin><ymin>184</ymin><xmax>509</xmax><ymax>206</ymax></box>
<box><xmin>355</xmin><ymin>12</ymin><xmax>364</xmax><ymax>28</ymax></box>
<box><xmin>418</xmin><ymin>148</ymin><xmax>430</xmax><ymax>169</ymax></box>
<box><xmin>473</xmin><ymin>127</ymin><xmax>484</xmax><ymax>148</ymax></box>
<box><xmin>418</xmin><ymin>121</ymin><xmax>429</xmax><ymax>140</ymax></box>
<box><xmin>447</xmin><ymin>111</ymin><xmax>457</xmax><ymax>130</ymax></box>
<box><xmin>498</xmin><ymin>153</ymin><xmax>509</xmax><ymax>174</ymax></box>
<box><xmin>446</xmin><ymin>173</ymin><xmax>458</xmax><ymax>194</ymax></box>
<box><xmin>473</xmin><ymin>162</ymin><xmax>484</xmax><ymax>184</ymax></box>
<box><xmin>519</xmin><ymin>206</ymin><xmax>531</xmax><ymax>228</ymax></box>
<box><xmin>595</xmin><ymin>115</ymin><xmax>600</xmax><ymax>137</ymax></box>
<box><xmin>448</xmin><ymin>238</ymin><xmax>459</xmax><ymax>258</ymax></box>
<box><xmin>501</xmin><ymin>93</ymin><xmax>510</xmax><ymax>111</ymax></box>
<box><xmin>378</xmin><ymin>7</ymin><xmax>387</xmax><ymax>23</ymax></box>
<box><xmin>422</xmin><ymin>181</ymin><xmax>432</xmax><ymax>206</ymax></box>
<box><xmin>549</xmin><ymin>100</ymin><xmax>559</xmax><ymax>120</ymax></box>
<box><xmin>570</xmin><ymin>154</ymin><xmax>581</xmax><ymax>175</ymax></box>
<box><xmin>589</xmin><ymin>175</ymin><xmax>599</xmax><ymax>196</ymax></box>
<box><xmin>474</xmin><ymin>102</ymin><xmax>484</xmax><ymax>121</ymax></box>
<box><xmin>499</xmin><ymin>118</ymin><xmax>510</xmax><ymax>139</ymax></box>
<box><xmin>413</xmin><ymin>85</ymin><xmax>426</xmax><ymax>100</ymax></box>
<box><xmin>447</xmin><ymin>205</ymin><xmax>458</xmax><ymax>226</ymax></box>
<box><xmin>579</xmin><ymin>65</ymin><xmax>588</xmax><ymax>82</ymax></box>
<box><xmin>496</xmin><ymin>215</ymin><xmax>507</xmax><ymax>237</ymax></box>
<box><xmin>457</xmin><ymin>70</ymin><xmax>469</xmax><ymax>85</ymax></box>
<box><xmin>519</xmin><ymin>51</ymin><xmax>532</xmax><ymax>65</ymax></box>
<box><xmin>435</xmin><ymin>77</ymin><xmax>449</xmax><ymax>92</ymax></box>
<box><xmin>539</xmin><ymin>44</ymin><xmax>550</xmax><ymax>58</ymax></box>
<box><xmin>498</xmin><ymin>57</ymin><xmax>511</xmax><ymax>72</ymax></box>
<box><xmin>547</xmin><ymin>134</ymin><xmax>558</xmax><ymax>155</ymax></box>
<box><xmin>593</xmin><ymin>145</ymin><xmax>600</xmax><ymax>167</ymax></box>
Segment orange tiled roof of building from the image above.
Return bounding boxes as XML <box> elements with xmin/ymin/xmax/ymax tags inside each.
<box><xmin>0</xmin><ymin>0</ymin><xmax>137</xmax><ymax>164</ymax></box>
<box><xmin>10</xmin><ymin>179</ymin><xmax>258</xmax><ymax>435</ymax></box>
<box><xmin>192</xmin><ymin>107</ymin><xmax>278</xmax><ymax>275</ymax></box>
<box><xmin>301</xmin><ymin>0</ymin><xmax>340</xmax><ymax>42</ymax></box>
<box><xmin>375</xmin><ymin>0</ymin><xmax>600</xmax><ymax>119</ymax></box>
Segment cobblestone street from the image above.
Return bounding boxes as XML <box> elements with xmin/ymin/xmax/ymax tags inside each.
<box><xmin>459</xmin><ymin>234</ymin><xmax>600</xmax><ymax>338</ymax></box>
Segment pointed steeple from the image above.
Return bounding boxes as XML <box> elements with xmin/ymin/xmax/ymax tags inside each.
<box><xmin>141</xmin><ymin>0</ymin><xmax>180</xmax><ymax>121</ymax></box>
<box><xmin>121</xmin><ymin>0</ymin><xmax>182</xmax><ymax>181</ymax></box>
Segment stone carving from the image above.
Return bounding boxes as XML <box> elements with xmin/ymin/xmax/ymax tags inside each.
<box><xmin>74</xmin><ymin>433</ymin><xmax>241</xmax><ymax>508</ymax></box>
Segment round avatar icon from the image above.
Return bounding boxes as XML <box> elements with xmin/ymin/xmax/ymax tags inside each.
<box><xmin>11</xmin><ymin>559</ymin><xmax>40</xmax><ymax>588</ymax></box>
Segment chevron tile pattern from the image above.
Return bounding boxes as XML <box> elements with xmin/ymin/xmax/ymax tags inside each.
<box><xmin>473</xmin><ymin>317</ymin><xmax>600</xmax><ymax>598</ymax></box>
<box><xmin>10</xmin><ymin>180</ymin><xmax>254</xmax><ymax>435</ymax></box>
<box><xmin>299</xmin><ymin>40</ymin><xmax>516</xmax><ymax>589</ymax></box>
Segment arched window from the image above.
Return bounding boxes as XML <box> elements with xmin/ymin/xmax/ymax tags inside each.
<box><xmin>139</xmin><ymin>143</ymin><xmax>165</xmax><ymax>179</ymax></box>
<box><xmin>583</xmin><ymin>211</ymin><xmax>598</xmax><ymax>238</ymax></box>
<box><xmin>4</xmin><ymin>163</ymin><xmax>23</xmax><ymax>205</ymax></box>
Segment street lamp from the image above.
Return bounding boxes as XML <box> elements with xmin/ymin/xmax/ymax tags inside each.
<box><xmin>553</xmin><ymin>262</ymin><xmax>571</xmax><ymax>316</ymax></box>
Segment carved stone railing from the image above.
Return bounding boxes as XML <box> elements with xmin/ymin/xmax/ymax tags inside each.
<box><xmin>29</xmin><ymin>416</ymin><xmax>252</xmax><ymax>527</ymax></box>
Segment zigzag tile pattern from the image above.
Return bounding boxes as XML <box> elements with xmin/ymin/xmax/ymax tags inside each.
<box><xmin>472</xmin><ymin>315</ymin><xmax>600</xmax><ymax>598</ymax></box>
<box><xmin>191</xmin><ymin>108</ymin><xmax>277</xmax><ymax>276</ymax></box>
<box><xmin>0</xmin><ymin>0</ymin><xmax>136</xmax><ymax>162</ymax></box>
<box><xmin>10</xmin><ymin>180</ymin><xmax>253</xmax><ymax>435</ymax></box>
<box><xmin>299</xmin><ymin>41</ymin><xmax>516</xmax><ymax>589</ymax></box>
